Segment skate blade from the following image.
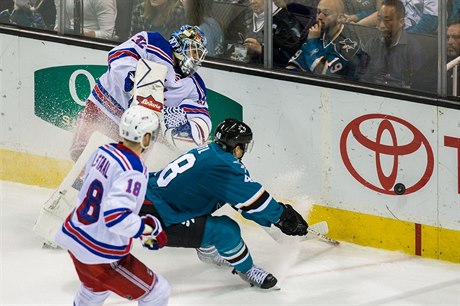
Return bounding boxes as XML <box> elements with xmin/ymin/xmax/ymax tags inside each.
<box><xmin>250</xmin><ymin>284</ymin><xmax>281</xmax><ymax>291</ymax></box>
<box><xmin>42</xmin><ymin>240</ymin><xmax>60</xmax><ymax>250</ymax></box>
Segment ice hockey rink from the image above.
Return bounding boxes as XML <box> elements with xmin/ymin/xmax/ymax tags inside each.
<box><xmin>1</xmin><ymin>180</ymin><xmax>459</xmax><ymax>306</ymax></box>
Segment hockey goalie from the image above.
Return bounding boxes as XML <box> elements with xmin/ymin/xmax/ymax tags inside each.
<box><xmin>33</xmin><ymin>25</ymin><xmax>211</xmax><ymax>246</ymax></box>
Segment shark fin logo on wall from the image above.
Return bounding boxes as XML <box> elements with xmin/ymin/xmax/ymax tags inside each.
<box><xmin>34</xmin><ymin>65</ymin><xmax>242</xmax><ymax>133</ymax></box>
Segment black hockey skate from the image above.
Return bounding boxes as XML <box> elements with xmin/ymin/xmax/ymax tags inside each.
<box><xmin>232</xmin><ymin>265</ymin><xmax>278</xmax><ymax>289</ymax></box>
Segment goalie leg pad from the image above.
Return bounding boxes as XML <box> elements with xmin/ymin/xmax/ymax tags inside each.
<box><xmin>70</xmin><ymin>101</ymin><xmax>119</xmax><ymax>161</ymax></box>
<box><xmin>33</xmin><ymin>131</ymin><xmax>114</xmax><ymax>244</ymax></box>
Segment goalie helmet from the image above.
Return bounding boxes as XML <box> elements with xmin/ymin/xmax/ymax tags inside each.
<box><xmin>169</xmin><ymin>25</ymin><xmax>208</xmax><ymax>76</ymax></box>
<box><xmin>119</xmin><ymin>105</ymin><xmax>160</xmax><ymax>149</ymax></box>
<box><xmin>214</xmin><ymin>118</ymin><xmax>253</xmax><ymax>153</ymax></box>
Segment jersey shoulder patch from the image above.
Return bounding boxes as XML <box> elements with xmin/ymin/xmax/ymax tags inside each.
<box><xmin>102</xmin><ymin>143</ymin><xmax>146</xmax><ymax>174</ymax></box>
<box><xmin>336</xmin><ymin>26</ymin><xmax>362</xmax><ymax>60</ymax></box>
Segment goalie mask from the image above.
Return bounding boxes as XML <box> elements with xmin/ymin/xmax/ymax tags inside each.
<box><xmin>214</xmin><ymin>118</ymin><xmax>254</xmax><ymax>154</ymax></box>
<box><xmin>169</xmin><ymin>25</ymin><xmax>208</xmax><ymax>76</ymax></box>
<box><xmin>119</xmin><ymin>105</ymin><xmax>160</xmax><ymax>149</ymax></box>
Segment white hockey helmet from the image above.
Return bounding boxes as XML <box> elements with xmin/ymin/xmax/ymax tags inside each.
<box><xmin>119</xmin><ymin>105</ymin><xmax>160</xmax><ymax>149</ymax></box>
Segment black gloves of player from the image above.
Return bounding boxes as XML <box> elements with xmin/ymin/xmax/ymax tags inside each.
<box><xmin>274</xmin><ymin>203</ymin><xmax>309</xmax><ymax>236</ymax></box>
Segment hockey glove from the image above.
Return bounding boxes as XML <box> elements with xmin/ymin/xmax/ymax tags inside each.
<box><xmin>141</xmin><ymin>214</ymin><xmax>168</xmax><ymax>250</ymax></box>
<box><xmin>163</xmin><ymin>106</ymin><xmax>195</xmax><ymax>144</ymax></box>
<box><xmin>274</xmin><ymin>203</ymin><xmax>309</xmax><ymax>236</ymax></box>
<box><xmin>163</xmin><ymin>106</ymin><xmax>188</xmax><ymax>129</ymax></box>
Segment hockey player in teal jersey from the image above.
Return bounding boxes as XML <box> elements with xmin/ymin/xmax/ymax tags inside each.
<box><xmin>140</xmin><ymin>118</ymin><xmax>309</xmax><ymax>289</ymax></box>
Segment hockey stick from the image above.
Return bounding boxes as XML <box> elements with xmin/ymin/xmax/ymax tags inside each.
<box><xmin>307</xmin><ymin>227</ymin><xmax>340</xmax><ymax>245</ymax></box>
<box><xmin>263</xmin><ymin>221</ymin><xmax>340</xmax><ymax>245</ymax></box>
<box><xmin>264</xmin><ymin>221</ymin><xmax>339</xmax><ymax>246</ymax></box>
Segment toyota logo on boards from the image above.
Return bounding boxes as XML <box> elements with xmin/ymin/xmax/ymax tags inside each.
<box><xmin>340</xmin><ymin>114</ymin><xmax>434</xmax><ymax>195</ymax></box>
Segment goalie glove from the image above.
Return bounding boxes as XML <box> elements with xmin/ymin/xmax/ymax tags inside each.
<box><xmin>274</xmin><ymin>203</ymin><xmax>309</xmax><ymax>236</ymax></box>
<box><xmin>163</xmin><ymin>106</ymin><xmax>208</xmax><ymax>150</ymax></box>
<box><xmin>163</xmin><ymin>106</ymin><xmax>195</xmax><ymax>142</ymax></box>
<box><xmin>163</xmin><ymin>106</ymin><xmax>188</xmax><ymax>129</ymax></box>
<box><xmin>140</xmin><ymin>214</ymin><xmax>168</xmax><ymax>250</ymax></box>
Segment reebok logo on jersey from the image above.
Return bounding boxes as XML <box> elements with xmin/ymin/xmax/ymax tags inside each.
<box><xmin>136</xmin><ymin>95</ymin><xmax>163</xmax><ymax>112</ymax></box>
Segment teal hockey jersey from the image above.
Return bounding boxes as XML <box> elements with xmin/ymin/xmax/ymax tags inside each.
<box><xmin>145</xmin><ymin>142</ymin><xmax>284</xmax><ymax>227</ymax></box>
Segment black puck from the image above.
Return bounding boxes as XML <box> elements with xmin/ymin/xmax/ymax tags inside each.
<box><xmin>394</xmin><ymin>183</ymin><xmax>406</xmax><ymax>195</ymax></box>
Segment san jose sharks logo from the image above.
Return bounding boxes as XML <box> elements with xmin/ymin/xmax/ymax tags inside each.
<box><xmin>338</xmin><ymin>37</ymin><xmax>359</xmax><ymax>60</ymax></box>
<box><xmin>339</xmin><ymin>38</ymin><xmax>358</xmax><ymax>53</ymax></box>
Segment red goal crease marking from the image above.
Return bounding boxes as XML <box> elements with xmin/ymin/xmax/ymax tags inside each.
<box><xmin>415</xmin><ymin>223</ymin><xmax>422</xmax><ymax>256</ymax></box>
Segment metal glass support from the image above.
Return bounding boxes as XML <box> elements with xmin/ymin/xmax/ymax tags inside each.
<box><xmin>438</xmin><ymin>0</ymin><xmax>448</xmax><ymax>96</ymax></box>
<box><xmin>74</xmin><ymin>0</ymin><xmax>84</xmax><ymax>36</ymax></box>
<box><xmin>58</xmin><ymin>0</ymin><xmax>66</xmax><ymax>35</ymax></box>
<box><xmin>263</xmin><ymin>0</ymin><xmax>273</xmax><ymax>69</ymax></box>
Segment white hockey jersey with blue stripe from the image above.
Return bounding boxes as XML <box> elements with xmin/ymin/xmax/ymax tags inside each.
<box><xmin>55</xmin><ymin>143</ymin><xmax>148</xmax><ymax>264</ymax></box>
<box><xmin>89</xmin><ymin>31</ymin><xmax>210</xmax><ymax>131</ymax></box>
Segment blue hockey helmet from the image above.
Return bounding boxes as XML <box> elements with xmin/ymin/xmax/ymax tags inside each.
<box><xmin>169</xmin><ymin>25</ymin><xmax>208</xmax><ymax>76</ymax></box>
<box><xmin>214</xmin><ymin>118</ymin><xmax>253</xmax><ymax>153</ymax></box>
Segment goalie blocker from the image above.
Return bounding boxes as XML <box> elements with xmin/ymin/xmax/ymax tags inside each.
<box><xmin>132</xmin><ymin>59</ymin><xmax>209</xmax><ymax>167</ymax></box>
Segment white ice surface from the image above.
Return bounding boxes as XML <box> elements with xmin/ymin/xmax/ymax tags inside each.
<box><xmin>1</xmin><ymin>180</ymin><xmax>459</xmax><ymax>305</ymax></box>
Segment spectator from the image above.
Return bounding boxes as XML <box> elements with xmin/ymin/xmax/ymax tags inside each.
<box><xmin>0</xmin><ymin>0</ymin><xmax>14</xmax><ymax>12</ymax></box>
<box><xmin>285</xmin><ymin>1</ymin><xmax>317</xmax><ymax>30</ymax></box>
<box><xmin>362</xmin><ymin>0</ymin><xmax>427</xmax><ymax>89</ymax></box>
<box><xmin>225</xmin><ymin>0</ymin><xmax>304</xmax><ymax>68</ymax></box>
<box><xmin>448</xmin><ymin>0</ymin><xmax>460</xmax><ymax>25</ymax></box>
<box><xmin>114</xmin><ymin>0</ymin><xmax>135</xmax><ymax>41</ymax></box>
<box><xmin>183</xmin><ymin>0</ymin><xmax>224</xmax><ymax>57</ymax></box>
<box><xmin>287</xmin><ymin>0</ymin><xmax>367</xmax><ymax>79</ymax></box>
<box><xmin>0</xmin><ymin>0</ymin><xmax>14</xmax><ymax>24</ymax></box>
<box><xmin>34</xmin><ymin>0</ymin><xmax>55</xmax><ymax>30</ymax></box>
<box><xmin>10</xmin><ymin>0</ymin><xmax>46</xmax><ymax>29</ymax></box>
<box><xmin>357</xmin><ymin>0</ymin><xmax>438</xmax><ymax>35</ymax></box>
<box><xmin>54</xmin><ymin>0</ymin><xmax>117</xmax><ymax>40</ymax></box>
<box><xmin>130</xmin><ymin>0</ymin><xmax>185</xmax><ymax>39</ymax></box>
<box><xmin>340</xmin><ymin>0</ymin><xmax>378</xmax><ymax>24</ymax></box>
<box><xmin>447</xmin><ymin>22</ymin><xmax>460</xmax><ymax>95</ymax></box>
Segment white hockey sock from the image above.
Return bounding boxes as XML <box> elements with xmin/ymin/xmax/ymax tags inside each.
<box><xmin>138</xmin><ymin>274</ymin><xmax>170</xmax><ymax>306</ymax></box>
<box><xmin>74</xmin><ymin>284</ymin><xmax>110</xmax><ymax>306</ymax></box>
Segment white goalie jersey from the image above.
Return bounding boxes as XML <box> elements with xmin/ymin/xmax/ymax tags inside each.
<box><xmin>89</xmin><ymin>31</ymin><xmax>211</xmax><ymax>146</ymax></box>
<box><xmin>54</xmin><ymin>143</ymin><xmax>148</xmax><ymax>264</ymax></box>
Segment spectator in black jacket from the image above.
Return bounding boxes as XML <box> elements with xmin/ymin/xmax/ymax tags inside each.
<box><xmin>362</xmin><ymin>0</ymin><xmax>429</xmax><ymax>90</ymax></box>
<box><xmin>226</xmin><ymin>0</ymin><xmax>304</xmax><ymax>68</ymax></box>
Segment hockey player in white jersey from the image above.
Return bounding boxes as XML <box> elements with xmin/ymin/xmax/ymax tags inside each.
<box><xmin>55</xmin><ymin>106</ymin><xmax>170</xmax><ymax>306</ymax></box>
<box><xmin>70</xmin><ymin>24</ymin><xmax>211</xmax><ymax>162</ymax></box>
<box><xmin>33</xmin><ymin>25</ymin><xmax>210</xmax><ymax>247</ymax></box>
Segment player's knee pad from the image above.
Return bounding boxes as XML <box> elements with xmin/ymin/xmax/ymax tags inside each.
<box><xmin>138</xmin><ymin>273</ymin><xmax>170</xmax><ymax>306</ymax></box>
<box><xmin>202</xmin><ymin>215</ymin><xmax>242</xmax><ymax>251</ymax></box>
<box><xmin>74</xmin><ymin>285</ymin><xmax>110</xmax><ymax>306</ymax></box>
